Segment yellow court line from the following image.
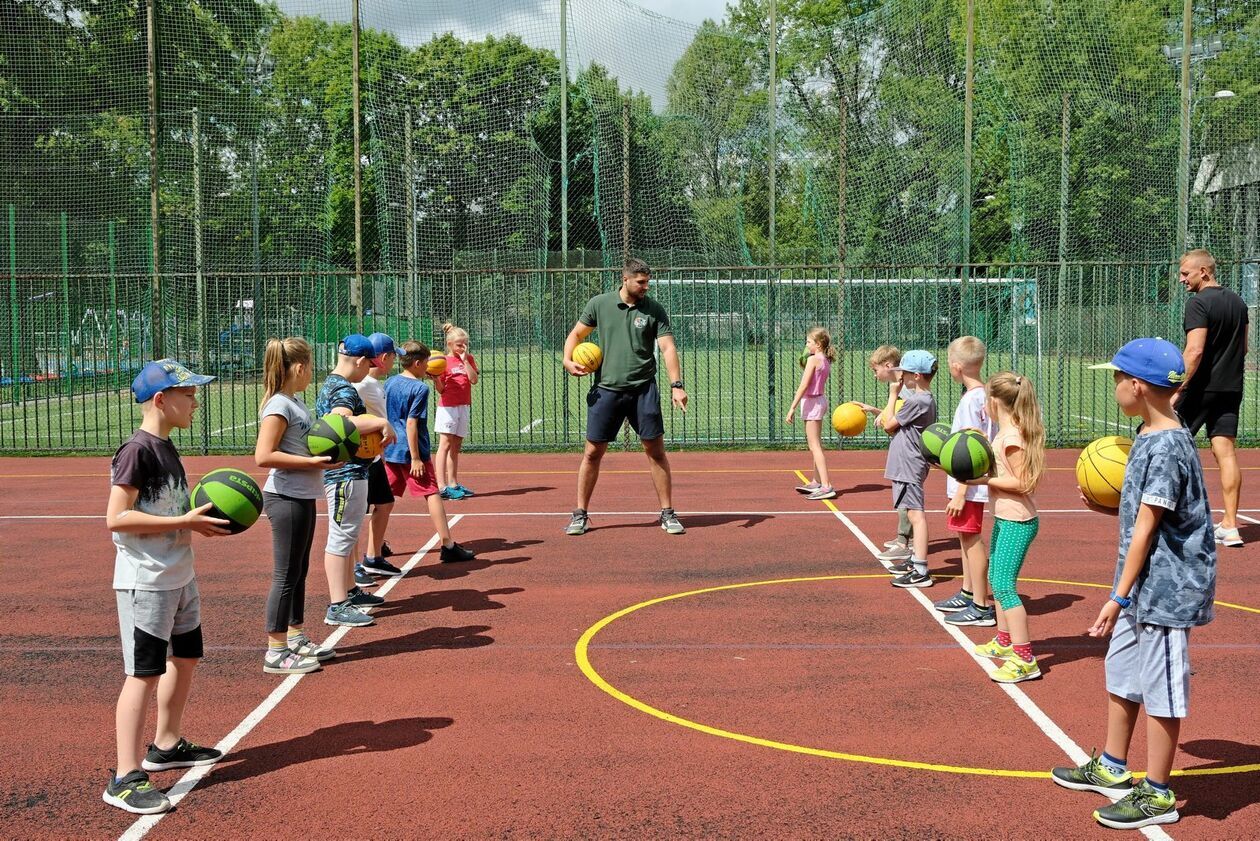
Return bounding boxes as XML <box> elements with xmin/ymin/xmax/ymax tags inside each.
<box><xmin>576</xmin><ymin>574</ymin><xmax>1260</xmax><ymax>778</ymax></box>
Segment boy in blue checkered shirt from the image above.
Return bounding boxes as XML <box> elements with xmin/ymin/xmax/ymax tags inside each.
<box><xmin>1052</xmin><ymin>338</ymin><xmax>1216</xmax><ymax>831</ymax></box>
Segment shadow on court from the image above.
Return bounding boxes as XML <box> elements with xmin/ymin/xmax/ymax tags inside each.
<box><xmin>333</xmin><ymin>625</ymin><xmax>495</xmax><ymax>666</ymax></box>
<box><xmin>1176</xmin><ymin>739</ymin><xmax>1260</xmax><ymax>820</ymax></box>
<box><xmin>1026</xmin><ymin>631</ymin><xmax>1107</xmax><ymax>672</ymax></box>
<box><xmin>460</xmin><ymin>486</ymin><xmax>555</xmax><ymax>498</ymax></box>
<box><xmin>588</xmin><ymin>513</ymin><xmax>773</xmax><ymax>532</ymax></box>
<box><xmin>1021</xmin><ymin>591</ymin><xmax>1086</xmax><ymax>617</ymax></box>
<box><xmin>834</xmin><ymin>483</ymin><xmax>886</xmax><ymax>497</ymax></box>
<box><xmin>373</xmin><ymin>588</ymin><xmax>525</xmax><ymax>619</ymax></box>
<box><xmin>193</xmin><ymin>716</ymin><xmax>455</xmax><ymax>791</ymax></box>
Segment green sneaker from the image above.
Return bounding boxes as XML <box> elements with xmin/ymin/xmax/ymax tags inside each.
<box><xmin>1051</xmin><ymin>751</ymin><xmax>1134</xmax><ymax>795</ymax></box>
<box><xmin>1093</xmin><ymin>781</ymin><xmax>1179</xmax><ymax>830</ymax></box>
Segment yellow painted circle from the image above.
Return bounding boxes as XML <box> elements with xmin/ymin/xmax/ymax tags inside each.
<box><xmin>575</xmin><ymin>574</ymin><xmax>1260</xmax><ymax>778</ymax></box>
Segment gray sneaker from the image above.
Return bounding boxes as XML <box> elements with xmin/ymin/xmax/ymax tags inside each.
<box><xmin>565</xmin><ymin>509</ymin><xmax>589</xmax><ymax>536</ymax></box>
<box><xmin>660</xmin><ymin>508</ymin><xmax>686</xmax><ymax>535</ymax></box>
<box><xmin>805</xmin><ymin>486</ymin><xmax>837</xmax><ymax>500</ymax></box>
<box><xmin>103</xmin><ymin>769</ymin><xmax>171</xmax><ymax>814</ymax></box>
<box><xmin>945</xmin><ymin>603</ymin><xmax>997</xmax><ymax>626</ymax></box>
<box><xmin>876</xmin><ymin>544</ymin><xmax>912</xmax><ymax>562</ymax></box>
<box><xmin>263</xmin><ymin>648</ymin><xmax>321</xmax><ymax>675</ymax></box>
<box><xmin>289</xmin><ymin>633</ymin><xmax>336</xmax><ymax>661</ymax></box>
<box><xmin>324</xmin><ymin>601</ymin><xmax>374</xmax><ymax>628</ymax></box>
<box><xmin>933</xmin><ymin>590</ymin><xmax>972</xmax><ymax>613</ymax></box>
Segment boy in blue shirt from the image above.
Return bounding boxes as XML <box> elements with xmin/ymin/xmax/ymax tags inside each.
<box><xmin>1052</xmin><ymin>338</ymin><xmax>1216</xmax><ymax>830</ymax></box>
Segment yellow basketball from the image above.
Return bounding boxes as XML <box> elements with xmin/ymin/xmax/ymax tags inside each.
<box><xmin>876</xmin><ymin>398</ymin><xmax>906</xmax><ymax>432</ymax></box>
<box><xmin>572</xmin><ymin>342</ymin><xmax>603</xmax><ymax>372</ymax></box>
<box><xmin>355</xmin><ymin>415</ymin><xmax>384</xmax><ymax>460</ymax></box>
<box><xmin>831</xmin><ymin>402</ymin><xmax>868</xmax><ymax>437</ymax></box>
<box><xmin>426</xmin><ymin>355</ymin><xmax>447</xmax><ymax>377</ymax></box>
<box><xmin>1076</xmin><ymin>435</ymin><xmax>1132</xmax><ymax>509</ymax></box>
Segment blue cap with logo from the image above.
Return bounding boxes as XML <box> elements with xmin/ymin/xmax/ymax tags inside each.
<box><xmin>131</xmin><ymin>359</ymin><xmax>216</xmax><ymax>403</ymax></box>
<box><xmin>1090</xmin><ymin>338</ymin><xmax>1186</xmax><ymax>388</ymax></box>
<box><xmin>367</xmin><ymin>332</ymin><xmax>396</xmax><ymax>357</ymax></box>
<box><xmin>339</xmin><ymin>333</ymin><xmax>374</xmax><ymax>358</ymax></box>
<box><xmin>892</xmin><ymin>349</ymin><xmax>937</xmax><ymax>375</ymax></box>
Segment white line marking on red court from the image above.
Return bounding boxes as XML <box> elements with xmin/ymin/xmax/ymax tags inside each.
<box><xmin>117</xmin><ymin>516</ymin><xmax>461</xmax><ymax>841</ymax></box>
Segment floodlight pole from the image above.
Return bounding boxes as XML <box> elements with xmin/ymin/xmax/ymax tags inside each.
<box><xmin>622</xmin><ymin>98</ymin><xmax>631</xmax><ymax>263</ymax></box>
<box><xmin>560</xmin><ymin>0</ymin><xmax>569</xmax><ymax>266</ymax></box>
<box><xmin>1176</xmin><ymin>0</ymin><xmax>1193</xmax><ymax>256</ymax></box>
<box><xmin>836</xmin><ymin>91</ymin><xmax>848</xmax><ymax>414</ymax></box>
<box><xmin>1056</xmin><ymin>92</ymin><xmax>1070</xmax><ymax>447</ymax></box>
<box><xmin>352</xmin><ymin>0</ymin><xmax>364</xmax><ymax>318</ymax></box>
<box><xmin>961</xmin><ymin>0</ymin><xmax>974</xmax><ymax>286</ymax></box>
<box><xmin>767</xmin><ymin>0</ymin><xmax>777</xmax><ymax>266</ymax></box>
<box><xmin>145</xmin><ymin>0</ymin><xmax>163</xmax><ymax>356</ymax></box>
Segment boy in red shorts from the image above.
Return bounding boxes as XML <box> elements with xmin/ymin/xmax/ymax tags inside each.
<box><xmin>933</xmin><ymin>336</ymin><xmax>997</xmax><ymax>624</ymax></box>
<box><xmin>382</xmin><ymin>341</ymin><xmax>475</xmax><ymax>563</ymax></box>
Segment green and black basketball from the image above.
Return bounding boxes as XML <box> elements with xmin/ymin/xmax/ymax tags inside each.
<box><xmin>938</xmin><ymin>429</ymin><xmax>994</xmax><ymax>482</ymax></box>
<box><xmin>191</xmin><ymin>468</ymin><xmax>263</xmax><ymax>535</ymax></box>
<box><xmin>920</xmin><ymin>422</ymin><xmax>952</xmax><ymax>465</ymax></box>
<box><xmin>308</xmin><ymin>413</ymin><xmax>360</xmax><ymax>463</ymax></box>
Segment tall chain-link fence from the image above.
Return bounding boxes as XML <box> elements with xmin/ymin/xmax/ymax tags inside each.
<box><xmin>2</xmin><ymin>0</ymin><xmax>1258</xmax><ymax>453</ymax></box>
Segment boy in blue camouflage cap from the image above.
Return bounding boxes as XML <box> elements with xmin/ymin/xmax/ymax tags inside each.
<box><xmin>1051</xmin><ymin>338</ymin><xmax>1216</xmax><ymax>831</ymax></box>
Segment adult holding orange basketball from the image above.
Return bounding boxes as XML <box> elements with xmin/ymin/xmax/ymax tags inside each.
<box><xmin>562</xmin><ymin>257</ymin><xmax>687</xmax><ymax>536</ymax></box>
<box><xmin>1176</xmin><ymin>249</ymin><xmax>1249</xmax><ymax>547</ymax></box>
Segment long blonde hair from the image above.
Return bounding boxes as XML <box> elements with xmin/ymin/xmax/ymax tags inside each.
<box><xmin>261</xmin><ymin>337</ymin><xmax>312</xmax><ymax>410</ymax></box>
<box><xmin>807</xmin><ymin>326</ymin><xmax>838</xmax><ymax>362</ymax></box>
<box><xmin>442</xmin><ymin>322</ymin><xmax>469</xmax><ymax>351</ymax></box>
<box><xmin>986</xmin><ymin>371</ymin><xmax>1045</xmax><ymax>493</ymax></box>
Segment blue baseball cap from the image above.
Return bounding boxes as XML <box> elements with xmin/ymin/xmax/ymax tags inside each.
<box><xmin>339</xmin><ymin>334</ymin><xmax>374</xmax><ymax>357</ymax></box>
<box><xmin>131</xmin><ymin>359</ymin><xmax>215</xmax><ymax>403</ymax></box>
<box><xmin>367</xmin><ymin>332</ymin><xmax>396</xmax><ymax>357</ymax></box>
<box><xmin>892</xmin><ymin>349</ymin><xmax>937</xmax><ymax>375</ymax></box>
<box><xmin>1090</xmin><ymin>338</ymin><xmax>1186</xmax><ymax>388</ymax></box>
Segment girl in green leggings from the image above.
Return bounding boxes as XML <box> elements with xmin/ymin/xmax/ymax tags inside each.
<box><xmin>968</xmin><ymin>372</ymin><xmax>1046</xmax><ymax>683</ymax></box>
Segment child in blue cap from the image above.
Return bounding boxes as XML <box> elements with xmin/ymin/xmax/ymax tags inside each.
<box><xmin>1052</xmin><ymin>338</ymin><xmax>1216</xmax><ymax>830</ymax></box>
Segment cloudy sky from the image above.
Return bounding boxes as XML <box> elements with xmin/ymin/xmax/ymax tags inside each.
<box><xmin>276</xmin><ymin>0</ymin><xmax>736</xmax><ymax>107</ymax></box>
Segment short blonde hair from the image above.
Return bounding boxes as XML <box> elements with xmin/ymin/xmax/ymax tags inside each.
<box><xmin>1181</xmin><ymin>248</ymin><xmax>1216</xmax><ymax>277</ymax></box>
<box><xmin>868</xmin><ymin>345</ymin><xmax>901</xmax><ymax>366</ymax></box>
<box><xmin>948</xmin><ymin>336</ymin><xmax>986</xmax><ymax>368</ymax></box>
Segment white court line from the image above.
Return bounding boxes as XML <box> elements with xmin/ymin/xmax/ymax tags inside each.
<box><xmin>822</xmin><ymin>499</ymin><xmax>1174</xmax><ymax>841</ymax></box>
<box><xmin>1073</xmin><ymin>413</ymin><xmax>1130</xmax><ymax>430</ymax></box>
<box><xmin>210</xmin><ymin>421</ymin><xmax>257</xmax><ymax>435</ymax></box>
<box><xmin>118</xmin><ymin>515</ymin><xmax>461</xmax><ymax>841</ymax></box>
<box><xmin>518</xmin><ymin>418</ymin><xmax>544</xmax><ymax>433</ymax></box>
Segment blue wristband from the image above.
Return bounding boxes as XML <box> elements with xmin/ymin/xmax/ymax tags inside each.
<box><xmin>1110</xmin><ymin>592</ymin><xmax>1132</xmax><ymax>609</ymax></box>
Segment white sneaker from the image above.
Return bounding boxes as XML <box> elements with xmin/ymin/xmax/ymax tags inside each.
<box><xmin>1215</xmin><ymin>524</ymin><xmax>1244</xmax><ymax>547</ymax></box>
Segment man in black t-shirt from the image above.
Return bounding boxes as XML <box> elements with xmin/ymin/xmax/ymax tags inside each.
<box><xmin>1176</xmin><ymin>248</ymin><xmax>1250</xmax><ymax>547</ymax></box>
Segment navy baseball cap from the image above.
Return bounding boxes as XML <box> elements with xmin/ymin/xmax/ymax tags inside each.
<box><xmin>892</xmin><ymin>349</ymin><xmax>937</xmax><ymax>375</ymax></box>
<box><xmin>131</xmin><ymin>359</ymin><xmax>215</xmax><ymax>403</ymax></box>
<box><xmin>367</xmin><ymin>332</ymin><xmax>396</xmax><ymax>357</ymax></box>
<box><xmin>339</xmin><ymin>333</ymin><xmax>374</xmax><ymax>357</ymax></box>
<box><xmin>1090</xmin><ymin>338</ymin><xmax>1186</xmax><ymax>388</ymax></box>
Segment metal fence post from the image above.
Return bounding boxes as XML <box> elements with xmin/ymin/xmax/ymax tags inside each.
<box><xmin>351</xmin><ymin>0</ymin><xmax>364</xmax><ymax>317</ymax></box>
<box><xmin>145</xmin><ymin>0</ymin><xmax>163</xmax><ymax>357</ymax></box>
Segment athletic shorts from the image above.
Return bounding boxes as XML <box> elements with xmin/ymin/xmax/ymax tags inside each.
<box><xmin>586</xmin><ymin>382</ymin><xmax>664</xmax><ymax>443</ymax></box>
<box><xmin>799</xmin><ymin>394</ymin><xmax>827</xmax><ymax>422</ymax></box>
<box><xmin>947</xmin><ymin>499</ymin><xmax>985</xmax><ymax>535</ymax></box>
<box><xmin>434</xmin><ymin>405</ymin><xmax>471</xmax><ymax>438</ymax></box>
<box><xmin>385</xmin><ymin>459</ymin><xmax>439</xmax><ymax>498</ymax></box>
<box><xmin>324</xmin><ymin>479</ymin><xmax>368</xmax><ymax>557</ymax></box>
<box><xmin>1177</xmin><ymin>390</ymin><xmax>1241</xmax><ymax>439</ymax></box>
<box><xmin>891</xmin><ymin>480</ymin><xmax>925</xmax><ymax>512</ymax></box>
<box><xmin>116</xmin><ymin>581</ymin><xmax>203</xmax><ymax>677</ymax></box>
<box><xmin>366</xmin><ymin>459</ymin><xmax>394</xmax><ymax>507</ymax></box>
<box><xmin>1105</xmin><ymin>611</ymin><xmax>1192</xmax><ymax>719</ymax></box>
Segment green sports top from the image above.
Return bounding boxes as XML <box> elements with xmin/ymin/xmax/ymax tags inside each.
<box><xmin>578</xmin><ymin>291</ymin><xmax>673</xmax><ymax>391</ymax></box>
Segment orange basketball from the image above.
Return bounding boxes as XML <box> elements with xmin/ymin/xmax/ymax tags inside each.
<box><xmin>572</xmin><ymin>342</ymin><xmax>603</xmax><ymax>372</ymax></box>
<box><xmin>426</xmin><ymin>355</ymin><xmax>447</xmax><ymax>377</ymax></box>
<box><xmin>355</xmin><ymin>415</ymin><xmax>384</xmax><ymax>460</ymax></box>
<box><xmin>831</xmin><ymin>402</ymin><xmax>868</xmax><ymax>437</ymax></box>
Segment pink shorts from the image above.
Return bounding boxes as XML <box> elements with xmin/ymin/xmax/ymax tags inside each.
<box><xmin>384</xmin><ymin>460</ymin><xmax>439</xmax><ymax>498</ymax></box>
<box><xmin>947</xmin><ymin>499</ymin><xmax>985</xmax><ymax>535</ymax></box>
<box><xmin>800</xmin><ymin>395</ymin><xmax>828</xmax><ymax>422</ymax></box>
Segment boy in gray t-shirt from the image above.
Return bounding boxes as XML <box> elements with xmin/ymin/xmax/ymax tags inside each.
<box><xmin>876</xmin><ymin>349</ymin><xmax>938</xmax><ymax>588</ymax></box>
<box><xmin>1053</xmin><ymin>338</ymin><xmax>1216</xmax><ymax>831</ymax></box>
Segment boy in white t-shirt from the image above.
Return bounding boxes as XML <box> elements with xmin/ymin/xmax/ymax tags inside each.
<box><xmin>933</xmin><ymin>336</ymin><xmax>998</xmax><ymax>624</ymax></box>
<box><xmin>352</xmin><ymin>332</ymin><xmax>403</xmax><ymax>584</ymax></box>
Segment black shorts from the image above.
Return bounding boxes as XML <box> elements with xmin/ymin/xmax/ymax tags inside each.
<box><xmin>366</xmin><ymin>459</ymin><xmax>394</xmax><ymax>506</ymax></box>
<box><xmin>586</xmin><ymin>382</ymin><xmax>664</xmax><ymax>443</ymax></box>
<box><xmin>1177</xmin><ymin>390</ymin><xmax>1241</xmax><ymax>439</ymax></box>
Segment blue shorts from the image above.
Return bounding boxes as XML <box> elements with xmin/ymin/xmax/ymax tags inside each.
<box><xmin>586</xmin><ymin>382</ymin><xmax>664</xmax><ymax>443</ymax></box>
<box><xmin>1105</xmin><ymin>611</ymin><xmax>1192</xmax><ymax>718</ymax></box>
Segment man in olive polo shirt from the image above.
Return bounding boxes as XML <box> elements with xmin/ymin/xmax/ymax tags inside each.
<box><xmin>562</xmin><ymin>257</ymin><xmax>688</xmax><ymax>536</ymax></box>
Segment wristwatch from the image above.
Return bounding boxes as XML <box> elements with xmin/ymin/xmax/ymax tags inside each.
<box><xmin>670</xmin><ymin>381</ymin><xmax>684</xmax><ymax>389</ymax></box>
<box><xmin>1109</xmin><ymin>592</ymin><xmax>1132</xmax><ymax>609</ymax></box>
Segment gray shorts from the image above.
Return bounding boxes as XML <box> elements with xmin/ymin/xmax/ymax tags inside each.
<box><xmin>324</xmin><ymin>479</ymin><xmax>368</xmax><ymax>557</ymax></box>
<box><xmin>1105</xmin><ymin>611</ymin><xmax>1192</xmax><ymax>718</ymax></box>
<box><xmin>891</xmin><ymin>480</ymin><xmax>925</xmax><ymax>512</ymax></box>
<box><xmin>116</xmin><ymin>581</ymin><xmax>203</xmax><ymax>677</ymax></box>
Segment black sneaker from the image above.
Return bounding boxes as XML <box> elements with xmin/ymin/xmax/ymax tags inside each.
<box><xmin>141</xmin><ymin>737</ymin><xmax>223</xmax><ymax>772</ymax></box>
<box><xmin>439</xmin><ymin>542</ymin><xmax>476</xmax><ymax>563</ymax></box>
<box><xmin>353</xmin><ymin>564</ymin><xmax>376</xmax><ymax>587</ymax></box>
<box><xmin>347</xmin><ymin>586</ymin><xmax>385</xmax><ymax>607</ymax></box>
<box><xmin>103</xmin><ymin>769</ymin><xmax>171</xmax><ymax>814</ymax></box>
<box><xmin>891</xmin><ymin>570</ymin><xmax>934</xmax><ymax>588</ymax></box>
<box><xmin>380</xmin><ymin>540</ymin><xmax>395</xmax><ymax>557</ymax></box>
<box><xmin>362</xmin><ymin>556</ymin><xmax>403</xmax><ymax>577</ymax></box>
<box><xmin>887</xmin><ymin>560</ymin><xmax>914</xmax><ymax>575</ymax></box>
<box><xmin>565</xmin><ymin>509</ymin><xmax>589</xmax><ymax>536</ymax></box>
